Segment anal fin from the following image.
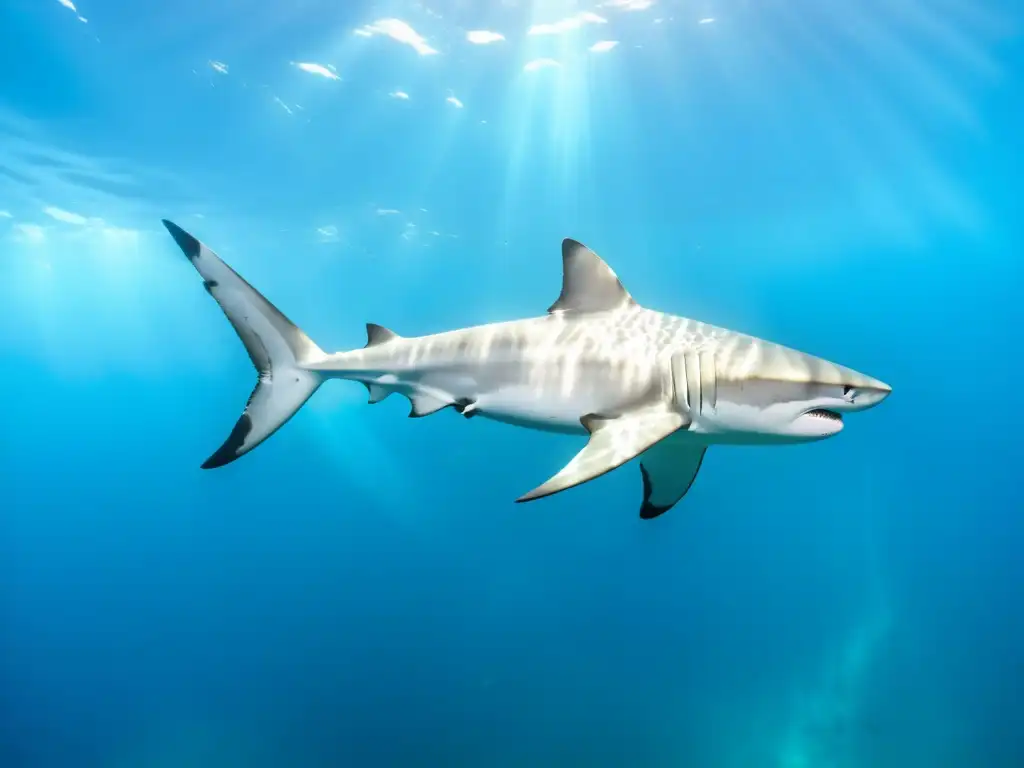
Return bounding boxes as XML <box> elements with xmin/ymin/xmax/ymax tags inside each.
<box><xmin>364</xmin><ymin>382</ymin><xmax>394</xmax><ymax>404</ymax></box>
<box><xmin>516</xmin><ymin>404</ymin><xmax>687</xmax><ymax>503</ymax></box>
<box><xmin>408</xmin><ymin>391</ymin><xmax>454</xmax><ymax>418</ymax></box>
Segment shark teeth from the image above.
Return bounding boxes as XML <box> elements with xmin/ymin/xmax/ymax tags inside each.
<box><xmin>806</xmin><ymin>408</ymin><xmax>843</xmax><ymax>423</ymax></box>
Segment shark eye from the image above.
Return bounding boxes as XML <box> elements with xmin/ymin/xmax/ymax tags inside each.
<box><xmin>843</xmin><ymin>385</ymin><xmax>855</xmax><ymax>400</ymax></box>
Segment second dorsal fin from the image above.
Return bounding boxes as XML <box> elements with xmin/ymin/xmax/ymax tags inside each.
<box><xmin>547</xmin><ymin>238</ymin><xmax>636</xmax><ymax>314</ymax></box>
<box><xmin>365</xmin><ymin>322</ymin><xmax>400</xmax><ymax>347</ymax></box>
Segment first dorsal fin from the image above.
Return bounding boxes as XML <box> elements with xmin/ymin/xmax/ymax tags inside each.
<box><xmin>365</xmin><ymin>322</ymin><xmax>399</xmax><ymax>347</ymax></box>
<box><xmin>547</xmin><ymin>238</ymin><xmax>636</xmax><ymax>314</ymax></box>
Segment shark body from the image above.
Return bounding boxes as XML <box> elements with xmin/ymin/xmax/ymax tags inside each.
<box><xmin>162</xmin><ymin>220</ymin><xmax>891</xmax><ymax>518</ymax></box>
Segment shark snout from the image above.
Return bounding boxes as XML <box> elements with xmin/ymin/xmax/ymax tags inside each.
<box><xmin>846</xmin><ymin>379</ymin><xmax>892</xmax><ymax>411</ymax></box>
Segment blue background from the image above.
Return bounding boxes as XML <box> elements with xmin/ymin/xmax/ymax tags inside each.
<box><xmin>2</xmin><ymin>0</ymin><xmax>1022</xmax><ymax>765</ymax></box>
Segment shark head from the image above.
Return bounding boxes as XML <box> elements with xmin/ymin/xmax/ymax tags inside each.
<box><xmin>682</xmin><ymin>343</ymin><xmax>891</xmax><ymax>444</ymax></box>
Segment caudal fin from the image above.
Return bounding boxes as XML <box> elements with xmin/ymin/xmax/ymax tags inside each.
<box><xmin>162</xmin><ymin>219</ymin><xmax>325</xmax><ymax>469</ymax></box>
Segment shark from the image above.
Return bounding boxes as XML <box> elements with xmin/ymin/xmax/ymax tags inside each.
<box><xmin>162</xmin><ymin>219</ymin><xmax>891</xmax><ymax>519</ymax></box>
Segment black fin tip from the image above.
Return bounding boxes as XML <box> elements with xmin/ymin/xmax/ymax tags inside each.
<box><xmin>161</xmin><ymin>219</ymin><xmax>201</xmax><ymax>261</ymax></box>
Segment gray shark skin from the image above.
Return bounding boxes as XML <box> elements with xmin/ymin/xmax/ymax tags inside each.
<box><xmin>162</xmin><ymin>219</ymin><xmax>891</xmax><ymax>519</ymax></box>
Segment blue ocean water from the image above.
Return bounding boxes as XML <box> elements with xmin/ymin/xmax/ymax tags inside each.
<box><xmin>2</xmin><ymin>0</ymin><xmax>1022</xmax><ymax>765</ymax></box>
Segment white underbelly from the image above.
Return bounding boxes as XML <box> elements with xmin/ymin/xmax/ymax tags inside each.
<box><xmin>472</xmin><ymin>384</ymin><xmax>599</xmax><ymax>434</ymax></box>
<box><xmin>358</xmin><ymin>348</ymin><xmax>667</xmax><ymax>435</ymax></box>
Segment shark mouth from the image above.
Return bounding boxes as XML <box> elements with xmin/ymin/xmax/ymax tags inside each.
<box><xmin>805</xmin><ymin>408</ymin><xmax>843</xmax><ymax>425</ymax></box>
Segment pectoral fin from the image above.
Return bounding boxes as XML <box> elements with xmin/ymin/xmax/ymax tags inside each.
<box><xmin>516</xmin><ymin>405</ymin><xmax>687</xmax><ymax>503</ymax></box>
<box><xmin>638</xmin><ymin>439</ymin><xmax>707</xmax><ymax>520</ymax></box>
